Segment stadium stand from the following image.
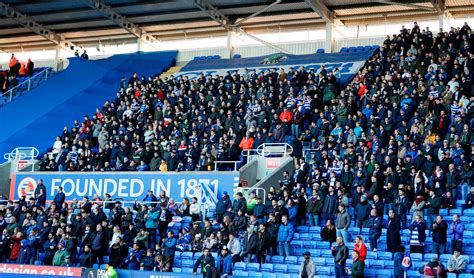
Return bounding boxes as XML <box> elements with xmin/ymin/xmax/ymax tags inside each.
<box><xmin>0</xmin><ymin>17</ymin><xmax>473</xmax><ymax>278</ymax></box>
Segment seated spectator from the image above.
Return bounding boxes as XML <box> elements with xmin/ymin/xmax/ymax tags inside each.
<box><xmin>321</xmin><ymin>219</ymin><xmax>337</xmax><ymax>245</ymax></box>
<box><xmin>447</xmin><ymin>249</ymin><xmax>467</xmax><ymax>275</ymax></box>
<box><xmin>216</xmin><ymin>246</ymin><xmax>233</xmax><ymax>277</ymax></box>
<box><xmin>419</xmin><ymin>257</ymin><xmax>446</xmax><ymax>277</ymax></box>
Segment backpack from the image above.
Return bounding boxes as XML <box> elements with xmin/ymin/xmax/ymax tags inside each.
<box><xmin>423</xmin><ymin>263</ymin><xmax>443</xmax><ymax>278</ymax></box>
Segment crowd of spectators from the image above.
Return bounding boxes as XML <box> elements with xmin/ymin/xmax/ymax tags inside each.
<box><xmin>2</xmin><ymin>21</ymin><xmax>473</xmax><ymax>277</ymax></box>
<box><xmin>1</xmin><ymin>54</ymin><xmax>34</xmax><ymax>94</ymax></box>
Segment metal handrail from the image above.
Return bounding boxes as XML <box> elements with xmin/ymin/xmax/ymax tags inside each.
<box><xmin>256</xmin><ymin>143</ymin><xmax>293</xmax><ymax>157</ymax></box>
<box><xmin>1</xmin><ymin>67</ymin><xmax>55</xmax><ymax>104</ymax></box>
<box><xmin>4</xmin><ymin>147</ymin><xmax>39</xmax><ymax>161</ymax></box>
<box><xmin>213</xmin><ymin>161</ymin><xmax>240</xmax><ymax>171</ymax></box>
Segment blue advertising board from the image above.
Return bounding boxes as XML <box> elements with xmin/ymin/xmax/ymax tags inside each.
<box><xmin>176</xmin><ymin>51</ymin><xmax>375</xmax><ymax>86</ymax></box>
<box><xmin>11</xmin><ymin>172</ymin><xmax>239</xmax><ymax>205</ymax></box>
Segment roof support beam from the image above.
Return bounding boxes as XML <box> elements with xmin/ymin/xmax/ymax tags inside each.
<box><xmin>430</xmin><ymin>0</ymin><xmax>445</xmax><ymax>13</ymax></box>
<box><xmin>374</xmin><ymin>0</ymin><xmax>436</xmax><ymax>12</ymax></box>
<box><xmin>80</xmin><ymin>0</ymin><xmax>158</xmax><ymax>47</ymax></box>
<box><xmin>191</xmin><ymin>0</ymin><xmax>291</xmax><ymax>54</ymax></box>
<box><xmin>0</xmin><ymin>3</ymin><xmax>78</xmax><ymax>52</ymax></box>
<box><xmin>304</xmin><ymin>0</ymin><xmax>333</xmax><ymax>23</ymax></box>
<box><xmin>234</xmin><ymin>0</ymin><xmax>282</xmax><ymax>25</ymax></box>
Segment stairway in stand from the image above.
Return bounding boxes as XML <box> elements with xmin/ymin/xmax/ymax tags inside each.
<box><xmin>159</xmin><ymin>65</ymin><xmax>182</xmax><ymax>79</ymax></box>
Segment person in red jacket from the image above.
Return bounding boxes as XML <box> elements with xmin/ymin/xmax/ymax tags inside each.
<box><xmin>357</xmin><ymin>83</ymin><xmax>367</xmax><ymax>98</ymax></box>
<box><xmin>279</xmin><ymin>107</ymin><xmax>292</xmax><ymax>123</ymax></box>
<box><xmin>10</xmin><ymin>231</ymin><xmax>25</xmax><ymax>262</ymax></box>
<box><xmin>239</xmin><ymin>133</ymin><xmax>254</xmax><ymax>150</ymax></box>
<box><xmin>353</xmin><ymin>235</ymin><xmax>367</xmax><ymax>262</ymax></box>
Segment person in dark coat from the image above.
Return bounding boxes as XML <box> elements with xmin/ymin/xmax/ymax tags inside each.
<box><xmin>215</xmin><ymin>192</ymin><xmax>232</xmax><ymax>222</ymax></box>
<box><xmin>432</xmin><ymin>215</ymin><xmax>448</xmax><ymax>258</ymax></box>
<box><xmin>365</xmin><ymin>208</ymin><xmax>383</xmax><ymax>251</ymax></box>
<box><xmin>320</xmin><ymin>219</ymin><xmax>337</xmax><ymax>245</ymax></box>
<box><xmin>80</xmin><ymin>244</ymin><xmax>94</xmax><ymax>268</ymax></box>
<box><xmin>42</xmin><ymin>233</ymin><xmax>57</xmax><ymax>265</ymax></box>
<box><xmin>387</xmin><ymin>209</ymin><xmax>401</xmax><ymax>253</ymax></box>
<box><xmin>255</xmin><ymin>223</ymin><xmax>271</xmax><ymax>264</ymax></box>
<box><xmin>193</xmin><ymin>248</ymin><xmax>215</xmax><ymax>276</ymax></box>
<box><xmin>409</xmin><ymin>215</ymin><xmax>426</xmax><ymax>254</ymax></box>
<box><xmin>240</xmin><ymin>226</ymin><xmax>257</xmax><ymax>262</ymax></box>
<box><xmin>393</xmin><ymin>245</ymin><xmax>405</xmax><ymax>278</ymax></box>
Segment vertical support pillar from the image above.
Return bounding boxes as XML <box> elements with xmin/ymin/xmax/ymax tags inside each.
<box><xmin>227</xmin><ymin>31</ymin><xmax>234</xmax><ymax>59</ymax></box>
<box><xmin>54</xmin><ymin>44</ymin><xmax>61</xmax><ymax>71</ymax></box>
<box><xmin>325</xmin><ymin>21</ymin><xmax>334</xmax><ymax>53</ymax></box>
<box><xmin>438</xmin><ymin>13</ymin><xmax>445</xmax><ymax>31</ymax></box>
<box><xmin>137</xmin><ymin>38</ymin><xmax>143</xmax><ymax>52</ymax></box>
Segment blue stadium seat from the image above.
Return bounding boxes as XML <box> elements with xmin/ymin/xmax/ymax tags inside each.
<box><xmin>384</xmin><ymin>260</ymin><xmax>394</xmax><ymax>269</ymax></box>
<box><xmin>447</xmin><ymin>273</ymin><xmax>457</xmax><ymax>278</ymax></box>
<box><xmin>99</xmin><ymin>264</ymin><xmax>106</xmax><ymax>270</ymax></box>
<box><xmin>439</xmin><ymin>209</ymin><xmax>448</xmax><ymax>216</ymax></box>
<box><xmin>411</xmin><ymin>253</ymin><xmax>423</xmax><ymax>261</ymax></box>
<box><xmin>313</xmin><ymin>257</ymin><xmax>325</xmax><ymax>265</ymax></box>
<box><xmin>34</xmin><ymin>260</ymin><xmax>42</xmax><ymax>265</ymax></box>
<box><xmin>316</xmin><ymin>241</ymin><xmax>329</xmax><ymax>249</ymax></box>
<box><xmin>248</xmin><ymin>271</ymin><xmax>263</xmax><ymax>278</ymax></box>
<box><xmin>271</xmin><ymin>255</ymin><xmax>285</xmax><ymax>264</ymax></box>
<box><xmin>274</xmin><ymin>264</ymin><xmax>288</xmax><ymax>273</ymax></box>
<box><xmin>309</xmin><ymin>226</ymin><xmax>321</xmax><ymax>233</ymax></box>
<box><xmin>291</xmin><ymin>240</ymin><xmax>303</xmax><ymax>248</ymax></box>
<box><xmin>247</xmin><ymin>262</ymin><xmax>260</xmax><ymax>272</ymax></box>
<box><xmin>465</xmin><ymin>231</ymin><xmax>473</xmax><ymax>239</ymax></box>
<box><xmin>296</xmin><ymin>226</ymin><xmax>309</xmax><ymax>233</ymax></box>
<box><xmin>234</xmin><ymin>262</ymin><xmax>246</xmax><ymax>271</ymax></box>
<box><xmin>233</xmin><ymin>54</ymin><xmax>241</xmax><ymax>59</ymax></box>
<box><xmin>440</xmin><ymin>254</ymin><xmax>451</xmax><ymax>262</ymax></box>
<box><xmin>449</xmin><ymin>209</ymin><xmax>462</xmax><ymax>216</ymax></box>
<box><xmin>182</xmin><ymin>251</ymin><xmax>193</xmax><ymax>260</ymax></box>
<box><xmin>182</xmin><ymin>259</ymin><xmax>193</xmax><ymax>267</ymax></box>
<box><xmin>174</xmin><ymin>267</ymin><xmax>182</xmax><ymax>273</ymax></box>
<box><xmin>261</xmin><ymin>263</ymin><xmax>274</xmax><ymax>273</ymax></box>
<box><xmin>316</xmin><ymin>48</ymin><xmax>325</xmax><ymax>53</ymax></box>
<box><xmin>309</xmin><ymin>249</ymin><xmax>321</xmax><ymax>257</ymax></box>
<box><xmin>407</xmin><ymin>270</ymin><xmax>419</xmax><ymax>278</ymax></box>
<box><xmin>182</xmin><ymin>268</ymin><xmax>193</xmax><ymax>274</ymax></box>
<box><xmin>376</xmin><ymin>269</ymin><xmax>392</xmax><ymax>278</ymax></box>
<box><xmin>234</xmin><ymin>270</ymin><xmax>248</xmax><ymax>277</ymax></box>
<box><xmin>38</xmin><ymin>252</ymin><xmax>45</xmax><ymax>261</ymax></box>
<box><xmin>299</xmin><ymin>233</ymin><xmax>311</xmax><ymax>241</ymax></box>
<box><xmin>93</xmin><ymin>264</ymin><xmax>99</xmax><ymax>269</ymax></box>
<box><xmin>378</xmin><ymin>251</ymin><xmax>392</xmax><ymax>260</ymax></box>
<box><xmin>371</xmin><ymin>260</ymin><xmax>383</xmax><ymax>269</ymax></box>
<box><xmin>340</xmin><ymin>47</ymin><xmax>348</xmax><ymax>53</ymax></box>
<box><xmin>424</xmin><ymin>253</ymin><xmax>438</xmax><ymax>261</ymax></box>
<box><xmin>312</xmin><ymin>233</ymin><xmax>322</xmax><ymax>240</ymax></box>
<box><xmin>366</xmin><ymin>251</ymin><xmax>377</xmax><ymax>260</ymax></box>
<box><xmin>285</xmin><ymin>256</ymin><xmax>298</xmax><ymax>265</ymax></box>
<box><xmin>288</xmin><ymin>264</ymin><xmax>300</xmax><ymax>274</ymax></box>
<box><xmin>321</xmin><ymin>249</ymin><xmax>333</xmax><ymax>258</ymax></box>
<box><xmin>317</xmin><ymin>266</ymin><xmax>330</xmax><ymax>275</ymax></box>
<box><xmin>103</xmin><ymin>256</ymin><xmax>109</xmax><ymax>263</ymax></box>
<box><xmin>262</xmin><ymin>273</ymin><xmax>277</xmax><ymax>278</ymax></box>
<box><xmin>174</xmin><ymin>259</ymin><xmax>182</xmax><ymax>267</ymax></box>
<box><xmin>364</xmin><ymin>268</ymin><xmax>376</xmax><ymax>278</ymax></box>
<box><xmin>460</xmin><ymin>274</ymin><xmax>473</xmax><ymax>278</ymax></box>
<box><xmin>303</xmin><ymin>241</ymin><xmax>316</xmax><ymax>249</ymax></box>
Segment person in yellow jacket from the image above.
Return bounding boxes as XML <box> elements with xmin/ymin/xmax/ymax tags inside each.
<box><xmin>105</xmin><ymin>263</ymin><xmax>118</xmax><ymax>278</ymax></box>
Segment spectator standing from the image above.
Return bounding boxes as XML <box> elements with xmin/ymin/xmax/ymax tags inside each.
<box><xmin>216</xmin><ymin>192</ymin><xmax>232</xmax><ymax>222</ymax></box>
<box><xmin>299</xmin><ymin>251</ymin><xmax>315</xmax><ymax>278</ymax></box>
<box><xmin>162</xmin><ymin>231</ymin><xmax>177</xmax><ymax>267</ymax></box>
<box><xmin>365</xmin><ymin>208</ymin><xmax>382</xmax><ymax>251</ymax></box>
<box><xmin>449</xmin><ymin>214</ymin><xmax>464</xmax><ymax>252</ymax></box>
<box><xmin>347</xmin><ymin>250</ymin><xmax>364</xmax><ymax>278</ymax></box>
<box><xmin>353</xmin><ymin>236</ymin><xmax>367</xmax><ymax>262</ymax></box>
<box><xmin>255</xmin><ymin>223</ymin><xmax>271</xmax><ymax>264</ymax></box>
<box><xmin>52</xmin><ymin>241</ymin><xmax>68</xmax><ymax>266</ymax></box>
<box><xmin>145</xmin><ymin>205</ymin><xmax>159</xmax><ymax>246</ymax></box>
<box><xmin>355</xmin><ymin>195</ymin><xmax>370</xmax><ymax>231</ymax></box>
<box><xmin>123</xmin><ymin>243</ymin><xmax>142</xmax><ymax>270</ymax></box>
<box><xmin>431</xmin><ymin>215</ymin><xmax>448</xmax><ymax>258</ymax></box>
<box><xmin>277</xmin><ymin>214</ymin><xmax>294</xmax><ymax>256</ymax></box>
<box><xmin>387</xmin><ymin>209</ymin><xmax>401</xmax><ymax>253</ymax></box>
<box><xmin>447</xmin><ymin>249</ymin><xmax>467</xmax><ymax>275</ymax></box>
<box><xmin>395</xmin><ymin>189</ymin><xmax>409</xmax><ymax>229</ymax></box>
<box><xmin>393</xmin><ymin>246</ymin><xmax>405</xmax><ymax>278</ymax></box>
<box><xmin>409</xmin><ymin>215</ymin><xmax>426</xmax><ymax>254</ymax></box>
<box><xmin>332</xmin><ymin>237</ymin><xmax>349</xmax><ymax>278</ymax></box>
<box><xmin>216</xmin><ymin>246</ymin><xmax>233</xmax><ymax>277</ymax></box>
<box><xmin>53</xmin><ymin>186</ymin><xmax>65</xmax><ymax>208</ymax></box>
<box><xmin>335</xmin><ymin>205</ymin><xmax>351</xmax><ymax>244</ymax></box>
<box><xmin>426</xmin><ymin>189</ymin><xmax>442</xmax><ymax>232</ymax></box>
<box><xmin>193</xmin><ymin>248</ymin><xmax>215</xmax><ymax>277</ymax></box>
<box><xmin>307</xmin><ymin>189</ymin><xmax>322</xmax><ymax>226</ymax></box>
<box><xmin>33</xmin><ymin>179</ymin><xmax>47</xmax><ymax>201</ymax></box>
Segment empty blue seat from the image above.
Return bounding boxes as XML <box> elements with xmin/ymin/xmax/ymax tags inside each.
<box><xmin>366</xmin><ymin>251</ymin><xmax>377</xmax><ymax>260</ymax></box>
<box><xmin>247</xmin><ymin>262</ymin><xmax>260</xmax><ymax>272</ymax></box>
<box><xmin>321</xmin><ymin>249</ymin><xmax>333</xmax><ymax>258</ymax></box>
<box><xmin>234</xmin><ymin>262</ymin><xmax>246</xmax><ymax>271</ymax></box>
<box><xmin>340</xmin><ymin>47</ymin><xmax>348</xmax><ymax>53</ymax></box>
<box><xmin>309</xmin><ymin>249</ymin><xmax>320</xmax><ymax>257</ymax></box>
<box><xmin>182</xmin><ymin>251</ymin><xmax>193</xmax><ymax>260</ymax></box>
<box><xmin>234</xmin><ymin>270</ymin><xmax>248</xmax><ymax>277</ymax></box>
<box><xmin>174</xmin><ymin>267</ymin><xmax>182</xmax><ymax>273</ymax></box>
<box><xmin>233</xmin><ymin>54</ymin><xmax>241</xmax><ymax>59</ymax></box>
<box><xmin>316</xmin><ymin>241</ymin><xmax>329</xmax><ymax>249</ymax></box>
<box><xmin>309</xmin><ymin>226</ymin><xmax>321</xmax><ymax>233</ymax></box>
<box><xmin>99</xmin><ymin>264</ymin><xmax>106</xmax><ymax>270</ymax></box>
<box><xmin>447</xmin><ymin>273</ymin><xmax>457</xmax><ymax>278</ymax></box>
<box><xmin>296</xmin><ymin>226</ymin><xmax>309</xmax><ymax>233</ymax></box>
<box><xmin>384</xmin><ymin>260</ymin><xmax>394</xmax><ymax>269</ymax></box>
<box><xmin>376</xmin><ymin>269</ymin><xmax>392</xmax><ymax>278</ymax></box>
<box><xmin>285</xmin><ymin>256</ymin><xmax>298</xmax><ymax>265</ymax></box>
<box><xmin>317</xmin><ymin>266</ymin><xmax>330</xmax><ymax>275</ymax></box>
<box><xmin>303</xmin><ymin>241</ymin><xmax>316</xmax><ymax>249</ymax></box>
<box><xmin>449</xmin><ymin>209</ymin><xmax>462</xmax><ymax>216</ymax></box>
<box><xmin>407</xmin><ymin>270</ymin><xmax>419</xmax><ymax>278</ymax></box>
<box><xmin>34</xmin><ymin>260</ymin><xmax>42</xmax><ymax>265</ymax></box>
<box><xmin>274</xmin><ymin>264</ymin><xmax>287</xmax><ymax>273</ymax></box>
<box><xmin>411</xmin><ymin>253</ymin><xmax>422</xmax><ymax>261</ymax></box>
<box><xmin>291</xmin><ymin>240</ymin><xmax>303</xmax><ymax>248</ymax></box>
<box><xmin>262</xmin><ymin>273</ymin><xmax>277</xmax><ymax>278</ymax></box>
<box><xmin>316</xmin><ymin>48</ymin><xmax>325</xmax><ymax>53</ymax></box>
<box><xmin>313</xmin><ymin>257</ymin><xmax>325</xmax><ymax>265</ymax></box>
<box><xmin>424</xmin><ymin>253</ymin><xmax>438</xmax><ymax>261</ymax></box>
<box><xmin>182</xmin><ymin>259</ymin><xmax>193</xmax><ymax>267</ymax></box>
<box><xmin>299</xmin><ymin>233</ymin><xmax>311</xmax><ymax>241</ymax></box>
<box><xmin>371</xmin><ymin>260</ymin><xmax>383</xmax><ymax>269</ymax></box>
<box><xmin>439</xmin><ymin>209</ymin><xmax>448</xmax><ymax>216</ymax></box>
<box><xmin>378</xmin><ymin>251</ymin><xmax>392</xmax><ymax>260</ymax></box>
<box><xmin>261</xmin><ymin>263</ymin><xmax>274</xmax><ymax>273</ymax></box>
<box><xmin>270</xmin><ymin>255</ymin><xmax>284</xmax><ymax>264</ymax></box>
<box><xmin>286</xmin><ymin>264</ymin><xmax>299</xmax><ymax>274</ymax></box>
<box><xmin>182</xmin><ymin>268</ymin><xmax>193</xmax><ymax>274</ymax></box>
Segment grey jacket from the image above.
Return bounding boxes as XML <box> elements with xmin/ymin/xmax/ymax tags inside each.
<box><xmin>335</xmin><ymin>210</ymin><xmax>351</xmax><ymax>230</ymax></box>
<box><xmin>299</xmin><ymin>259</ymin><xmax>315</xmax><ymax>278</ymax></box>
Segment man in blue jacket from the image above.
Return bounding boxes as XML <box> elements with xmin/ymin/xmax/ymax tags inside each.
<box><xmin>53</xmin><ymin>186</ymin><xmax>65</xmax><ymax>208</ymax></box>
<box><xmin>216</xmin><ymin>191</ymin><xmax>232</xmax><ymax>222</ymax></box>
<box><xmin>163</xmin><ymin>231</ymin><xmax>177</xmax><ymax>266</ymax></box>
<box><xmin>277</xmin><ymin>214</ymin><xmax>294</xmax><ymax>256</ymax></box>
<box><xmin>217</xmin><ymin>246</ymin><xmax>233</xmax><ymax>277</ymax></box>
<box><xmin>124</xmin><ymin>243</ymin><xmax>142</xmax><ymax>270</ymax></box>
<box><xmin>145</xmin><ymin>205</ymin><xmax>159</xmax><ymax>246</ymax></box>
<box><xmin>143</xmin><ymin>190</ymin><xmax>158</xmax><ymax>205</ymax></box>
<box><xmin>365</xmin><ymin>208</ymin><xmax>382</xmax><ymax>251</ymax></box>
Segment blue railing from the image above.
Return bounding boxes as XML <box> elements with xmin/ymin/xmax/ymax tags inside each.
<box><xmin>0</xmin><ymin>67</ymin><xmax>56</xmax><ymax>106</ymax></box>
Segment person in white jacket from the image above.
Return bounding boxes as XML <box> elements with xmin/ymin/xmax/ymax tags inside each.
<box><xmin>189</xmin><ymin>197</ymin><xmax>201</xmax><ymax>221</ymax></box>
<box><xmin>299</xmin><ymin>251</ymin><xmax>315</xmax><ymax>278</ymax></box>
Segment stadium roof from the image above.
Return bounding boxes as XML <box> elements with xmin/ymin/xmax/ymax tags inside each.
<box><xmin>0</xmin><ymin>0</ymin><xmax>473</xmax><ymax>52</ymax></box>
